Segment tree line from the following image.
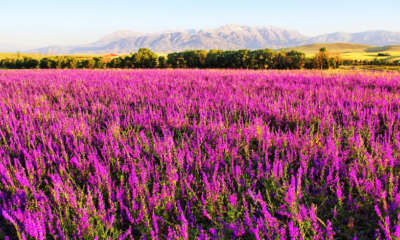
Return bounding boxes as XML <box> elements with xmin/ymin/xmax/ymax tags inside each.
<box><xmin>0</xmin><ymin>47</ymin><xmax>344</xmax><ymax>70</ymax></box>
<box><xmin>342</xmin><ymin>58</ymin><xmax>400</xmax><ymax>66</ymax></box>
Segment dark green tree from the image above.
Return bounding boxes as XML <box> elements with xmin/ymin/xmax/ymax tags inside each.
<box><xmin>286</xmin><ymin>50</ymin><xmax>306</xmax><ymax>69</ymax></box>
<box><xmin>55</xmin><ymin>57</ymin><xmax>64</xmax><ymax>69</ymax></box>
<box><xmin>131</xmin><ymin>48</ymin><xmax>158</xmax><ymax>68</ymax></box>
<box><xmin>39</xmin><ymin>58</ymin><xmax>56</xmax><ymax>69</ymax></box>
<box><xmin>311</xmin><ymin>47</ymin><xmax>342</xmax><ymax>69</ymax></box>
<box><xmin>23</xmin><ymin>58</ymin><xmax>39</xmax><ymax>69</ymax></box>
<box><xmin>235</xmin><ymin>49</ymin><xmax>252</xmax><ymax>69</ymax></box>
<box><xmin>319</xmin><ymin>47</ymin><xmax>328</xmax><ymax>53</ymax></box>
<box><xmin>82</xmin><ymin>59</ymin><xmax>96</xmax><ymax>69</ymax></box>
<box><xmin>93</xmin><ymin>58</ymin><xmax>105</xmax><ymax>69</ymax></box>
<box><xmin>167</xmin><ymin>52</ymin><xmax>186</xmax><ymax>68</ymax></box>
<box><xmin>329</xmin><ymin>58</ymin><xmax>336</xmax><ymax>68</ymax></box>
<box><xmin>158</xmin><ymin>56</ymin><xmax>168</xmax><ymax>68</ymax></box>
<box><xmin>273</xmin><ymin>52</ymin><xmax>287</xmax><ymax>69</ymax></box>
<box><xmin>220</xmin><ymin>51</ymin><xmax>236</xmax><ymax>68</ymax></box>
<box><xmin>205</xmin><ymin>49</ymin><xmax>224</xmax><ymax>68</ymax></box>
<box><xmin>109</xmin><ymin>58</ymin><xmax>123</xmax><ymax>68</ymax></box>
<box><xmin>250</xmin><ymin>49</ymin><xmax>275</xmax><ymax>69</ymax></box>
<box><xmin>15</xmin><ymin>59</ymin><xmax>23</xmax><ymax>69</ymax></box>
<box><xmin>182</xmin><ymin>50</ymin><xmax>207</xmax><ymax>68</ymax></box>
<box><xmin>4</xmin><ymin>58</ymin><xmax>17</xmax><ymax>69</ymax></box>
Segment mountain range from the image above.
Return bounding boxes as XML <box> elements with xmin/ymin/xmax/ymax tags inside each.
<box><xmin>25</xmin><ymin>24</ymin><xmax>400</xmax><ymax>54</ymax></box>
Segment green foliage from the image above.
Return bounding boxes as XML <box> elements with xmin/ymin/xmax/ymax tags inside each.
<box><xmin>158</xmin><ymin>56</ymin><xmax>168</xmax><ymax>68</ymax></box>
<box><xmin>109</xmin><ymin>57</ymin><xmax>123</xmax><ymax>68</ymax></box>
<box><xmin>205</xmin><ymin>49</ymin><xmax>224</xmax><ymax>68</ymax></box>
<box><xmin>131</xmin><ymin>48</ymin><xmax>158</xmax><ymax>68</ymax></box>
<box><xmin>23</xmin><ymin>58</ymin><xmax>39</xmax><ymax>69</ymax></box>
<box><xmin>273</xmin><ymin>51</ymin><xmax>288</xmax><ymax>69</ymax></box>
<box><xmin>54</xmin><ymin>56</ymin><xmax>78</xmax><ymax>69</ymax></box>
<box><xmin>95</xmin><ymin>60</ymin><xmax>105</xmax><ymax>69</ymax></box>
<box><xmin>66</xmin><ymin>57</ymin><xmax>78</xmax><ymax>69</ymax></box>
<box><xmin>15</xmin><ymin>59</ymin><xmax>23</xmax><ymax>69</ymax></box>
<box><xmin>182</xmin><ymin>50</ymin><xmax>207</xmax><ymax>68</ymax></box>
<box><xmin>220</xmin><ymin>50</ymin><xmax>236</xmax><ymax>68</ymax></box>
<box><xmin>214</xmin><ymin>49</ymin><xmax>253</xmax><ymax>69</ymax></box>
<box><xmin>93</xmin><ymin>57</ymin><xmax>106</xmax><ymax>69</ymax></box>
<box><xmin>1</xmin><ymin>47</ymin><xmax>350</xmax><ymax>70</ymax></box>
<box><xmin>235</xmin><ymin>49</ymin><xmax>252</xmax><ymax>69</ymax></box>
<box><xmin>2</xmin><ymin>58</ymin><xmax>19</xmax><ymax>69</ymax></box>
<box><xmin>167</xmin><ymin>52</ymin><xmax>186</xmax><ymax>68</ymax></box>
<box><xmin>286</xmin><ymin>50</ymin><xmax>306</xmax><ymax>69</ymax></box>
<box><xmin>125</xmin><ymin>55</ymin><xmax>134</xmax><ymax>68</ymax></box>
<box><xmin>306</xmin><ymin>48</ymin><xmax>343</xmax><ymax>69</ymax></box>
<box><xmin>250</xmin><ymin>49</ymin><xmax>275</xmax><ymax>69</ymax></box>
<box><xmin>39</xmin><ymin>58</ymin><xmax>56</xmax><ymax>69</ymax></box>
<box><xmin>319</xmin><ymin>47</ymin><xmax>328</xmax><ymax>52</ymax></box>
<box><xmin>1</xmin><ymin>57</ymin><xmax>39</xmax><ymax>69</ymax></box>
<box><xmin>81</xmin><ymin>59</ymin><xmax>96</xmax><ymax>69</ymax></box>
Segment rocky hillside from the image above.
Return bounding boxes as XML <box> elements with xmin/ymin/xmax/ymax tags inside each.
<box><xmin>27</xmin><ymin>24</ymin><xmax>400</xmax><ymax>54</ymax></box>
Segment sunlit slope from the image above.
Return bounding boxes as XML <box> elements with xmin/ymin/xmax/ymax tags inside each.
<box><xmin>284</xmin><ymin>43</ymin><xmax>372</xmax><ymax>54</ymax></box>
<box><xmin>284</xmin><ymin>43</ymin><xmax>400</xmax><ymax>61</ymax></box>
<box><xmin>0</xmin><ymin>52</ymin><xmax>168</xmax><ymax>60</ymax></box>
<box><xmin>0</xmin><ymin>53</ymin><xmax>101</xmax><ymax>60</ymax></box>
<box><xmin>2</xmin><ymin>44</ymin><xmax>400</xmax><ymax>62</ymax></box>
<box><xmin>365</xmin><ymin>45</ymin><xmax>400</xmax><ymax>52</ymax></box>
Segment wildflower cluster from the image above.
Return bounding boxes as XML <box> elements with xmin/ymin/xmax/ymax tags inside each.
<box><xmin>0</xmin><ymin>69</ymin><xmax>400</xmax><ymax>239</ymax></box>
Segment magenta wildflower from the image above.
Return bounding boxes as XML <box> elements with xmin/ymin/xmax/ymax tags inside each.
<box><xmin>228</xmin><ymin>194</ymin><xmax>238</xmax><ymax>207</ymax></box>
<box><xmin>326</xmin><ymin>220</ymin><xmax>335</xmax><ymax>239</ymax></box>
<box><xmin>288</xmin><ymin>221</ymin><xmax>299</xmax><ymax>240</ymax></box>
<box><xmin>0</xmin><ymin>69</ymin><xmax>399</xmax><ymax>239</ymax></box>
<box><xmin>333</xmin><ymin>207</ymin><xmax>337</xmax><ymax>218</ymax></box>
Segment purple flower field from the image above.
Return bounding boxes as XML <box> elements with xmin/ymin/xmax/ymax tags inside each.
<box><xmin>1</xmin><ymin>69</ymin><xmax>400</xmax><ymax>239</ymax></box>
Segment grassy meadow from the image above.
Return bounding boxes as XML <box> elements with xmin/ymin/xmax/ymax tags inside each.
<box><xmin>2</xmin><ymin>44</ymin><xmax>400</xmax><ymax>62</ymax></box>
<box><xmin>284</xmin><ymin>43</ymin><xmax>400</xmax><ymax>61</ymax></box>
<box><xmin>340</xmin><ymin>65</ymin><xmax>400</xmax><ymax>72</ymax></box>
<box><xmin>0</xmin><ymin>52</ymin><xmax>169</xmax><ymax>60</ymax></box>
<box><xmin>0</xmin><ymin>52</ymin><xmax>102</xmax><ymax>60</ymax></box>
<box><xmin>1</xmin><ymin>44</ymin><xmax>399</xmax><ymax>71</ymax></box>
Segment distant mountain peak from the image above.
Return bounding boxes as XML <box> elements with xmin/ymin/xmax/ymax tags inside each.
<box><xmin>215</xmin><ymin>24</ymin><xmax>247</xmax><ymax>31</ymax></box>
<box><xmin>26</xmin><ymin>25</ymin><xmax>400</xmax><ymax>54</ymax></box>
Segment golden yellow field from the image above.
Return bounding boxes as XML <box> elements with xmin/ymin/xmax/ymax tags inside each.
<box><xmin>2</xmin><ymin>44</ymin><xmax>400</xmax><ymax>64</ymax></box>
<box><xmin>284</xmin><ymin>43</ymin><xmax>400</xmax><ymax>61</ymax></box>
<box><xmin>0</xmin><ymin>52</ymin><xmax>170</xmax><ymax>61</ymax></box>
<box><xmin>155</xmin><ymin>52</ymin><xmax>169</xmax><ymax>57</ymax></box>
<box><xmin>0</xmin><ymin>53</ymin><xmax>101</xmax><ymax>60</ymax></box>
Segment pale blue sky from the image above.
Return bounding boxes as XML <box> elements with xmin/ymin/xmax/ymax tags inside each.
<box><xmin>1</xmin><ymin>0</ymin><xmax>399</xmax><ymax>47</ymax></box>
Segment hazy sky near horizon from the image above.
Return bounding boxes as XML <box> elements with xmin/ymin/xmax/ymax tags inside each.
<box><xmin>1</xmin><ymin>0</ymin><xmax>399</xmax><ymax>47</ymax></box>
